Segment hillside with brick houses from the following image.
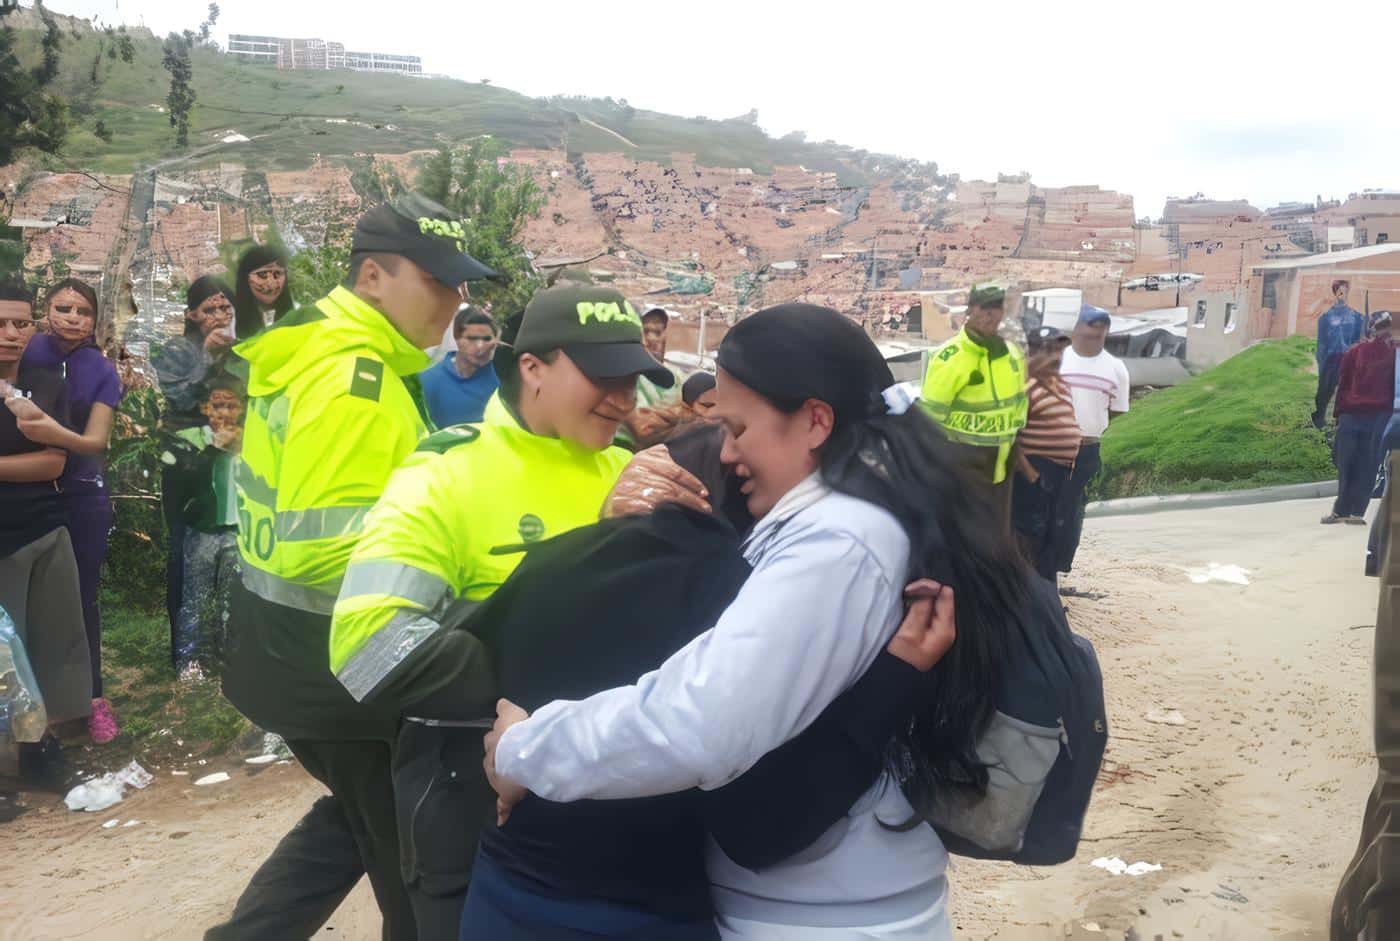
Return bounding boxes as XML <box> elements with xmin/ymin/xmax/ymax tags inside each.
<box><xmin>7</xmin><ymin>6</ymin><xmax>1400</xmax><ymax>372</ymax></box>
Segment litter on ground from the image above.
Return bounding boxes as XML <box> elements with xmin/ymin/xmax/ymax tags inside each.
<box><xmin>63</xmin><ymin>761</ymin><xmax>154</xmax><ymax>812</ymax></box>
<box><xmin>194</xmin><ymin>772</ymin><xmax>231</xmax><ymax>787</ymax></box>
<box><xmin>1091</xmin><ymin>856</ymin><xmax>1164</xmax><ymax>877</ymax></box>
<box><xmin>1185</xmin><ymin>562</ymin><xmax>1251</xmax><ymax>586</ymax></box>
<box><xmin>1144</xmin><ymin>709</ymin><xmax>1188</xmax><ymax>726</ymax></box>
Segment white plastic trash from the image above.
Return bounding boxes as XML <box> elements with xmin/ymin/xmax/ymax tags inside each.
<box><xmin>1144</xmin><ymin>709</ymin><xmax>1187</xmax><ymax>727</ymax></box>
<box><xmin>1186</xmin><ymin>562</ymin><xmax>1250</xmax><ymax>586</ymax></box>
<box><xmin>63</xmin><ymin>761</ymin><xmax>154</xmax><ymax>813</ymax></box>
<box><xmin>1091</xmin><ymin>856</ymin><xmax>1163</xmax><ymax>877</ymax></box>
<box><xmin>118</xmin><ymin>760</ymin><xmax>153</xmax><ymax>789</ymax></box>
<box><xmin>64</xmin><ymin>775</ymin><xmax>127</xmax><ymax>812</ymax></box>
<box><xmin>194</xmin><ymin>772</ymin><xmax>230</xmax><ymax>786</ymax></box>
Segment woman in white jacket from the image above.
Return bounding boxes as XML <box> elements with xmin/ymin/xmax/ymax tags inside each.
<box><xmin>486</xmin><ymin>303</ymin><xmax>1030</xmax><ymax>939</ymax></box>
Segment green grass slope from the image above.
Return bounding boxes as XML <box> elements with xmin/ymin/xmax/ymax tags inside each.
<box><xmin>12</xmin><ymin>16</ymin><xmax>925</xmax><ymax>184</ymax></box>
<box><xmin>1092</xmin><ymin>336</ymin><xmax>1334</xmax><ymax>500</ymax></box>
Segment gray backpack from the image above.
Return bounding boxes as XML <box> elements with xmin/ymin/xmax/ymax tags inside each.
<box><xmin>927</xmin><ymin>578</ymin><xmax>1108</xmax><ymax>865</ymax></box>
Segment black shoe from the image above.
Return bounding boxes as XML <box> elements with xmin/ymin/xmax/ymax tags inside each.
<box><xmin>18</xmin><ymin>734</ymin><xmax>72</xmax><ymax>794</ymax></box>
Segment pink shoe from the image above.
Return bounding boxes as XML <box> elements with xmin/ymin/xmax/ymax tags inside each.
<box><xmin>87</xmin><ymin>698</ymin><xmax>119</xmax><ymax>745</ymax></box>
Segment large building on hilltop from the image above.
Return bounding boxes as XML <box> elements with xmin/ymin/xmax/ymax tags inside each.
<box><xmin>228</xmin><ymin>34</ymin><xmax>422</xmax><ymax>76</ymax></box>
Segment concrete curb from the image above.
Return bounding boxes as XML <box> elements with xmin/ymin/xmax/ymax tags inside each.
<box><xmin>1086</xmin><ymin>480</ymin><xmax>1340</xmax><ymax>518</ymax></box>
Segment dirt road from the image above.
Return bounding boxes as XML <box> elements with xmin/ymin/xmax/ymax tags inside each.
<box><xmin>0</xmin><ymin>497</ymin><xmax>1377</xmax><ymax>939</ymax></box>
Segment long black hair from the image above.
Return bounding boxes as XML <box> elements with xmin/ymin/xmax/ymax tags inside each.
<box><xmin>233</xmin><ymin>243</ymin><xmax>292</xmax><ymax>339</ymax></box>
<box><xmin>716</xmin><ymin>304</ymin><xmax>1031</xmax><ymax>806</ymax></box>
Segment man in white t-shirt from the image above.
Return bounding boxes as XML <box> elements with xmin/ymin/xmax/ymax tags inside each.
<box><xmin>1054</xmin><ymin>304</ymin><xmax>1131</xmax><ymax>573</ymax></box>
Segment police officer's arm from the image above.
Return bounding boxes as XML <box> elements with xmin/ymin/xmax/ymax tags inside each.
<box><xmin>330</xmin><ymin>450</ymin><xmax>494</xmax><ymax>710</ymax></box>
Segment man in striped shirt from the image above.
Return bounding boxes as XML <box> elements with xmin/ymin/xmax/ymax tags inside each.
<box><xmin>1054</xmin><ymin>305</ymin><xmax>1131</xmax><ymax>575</ymax></box>
<box><xmin>1013</xmin><ymin>327</ymin><xmax>1080</xmax><ymax>579</ymax></box>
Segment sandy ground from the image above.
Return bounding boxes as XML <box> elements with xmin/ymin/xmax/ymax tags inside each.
<box><xmin>0</xmin><ymin>497</ymin><xmax>1379</xmax><ymax>940</ymax></box>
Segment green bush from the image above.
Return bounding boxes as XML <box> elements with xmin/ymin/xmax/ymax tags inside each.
<box><xmin>1092</xmin><ymin>336</ymin><xmax>1334</xmax><ymax>500</ymax></box>
<box><xmin>106</xmin><ymin>387</ymin><xmax>167</xmax><ymax>612</ymax></box>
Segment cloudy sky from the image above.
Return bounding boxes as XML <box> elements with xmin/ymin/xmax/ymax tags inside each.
<box><xmin>43</xmin><ymin>0</ymin><xmax>1399</xmax><ymax>216</ymax></box>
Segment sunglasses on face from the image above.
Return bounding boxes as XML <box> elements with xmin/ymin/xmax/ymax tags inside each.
<box><xmin>53</xmin><ymin>304</ymin><xmax>95</xmax><ymax>317</ymax></box>
<box><xmin>0</xmin><ymin>318</ymin><xmax>37</xmax><ymax>332</ymax></box>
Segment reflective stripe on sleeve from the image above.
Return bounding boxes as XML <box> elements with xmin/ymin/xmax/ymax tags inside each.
<box><xmin>336</xmin><ymin>610</ymin><xmax>445</xmax><ymax>702</ymax></box>
<box><xmin>338</xmin><ymin>559</ymin><xmax>454</xmax><ymax>611</ymax></box>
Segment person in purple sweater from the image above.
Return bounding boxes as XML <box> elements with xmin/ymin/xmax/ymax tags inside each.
<box><xmin>16</xmin><ymin>278</ymin><xmax>125</xmax><ymax>742</ymax></box>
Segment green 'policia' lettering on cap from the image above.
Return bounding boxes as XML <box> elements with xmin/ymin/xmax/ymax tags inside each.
<box><xmin>575</xmin><ymin>300</ymin><xmax>641</xmax><ymax>327</ymax></box>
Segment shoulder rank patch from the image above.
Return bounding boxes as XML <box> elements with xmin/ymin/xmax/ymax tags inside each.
<box><xmin>349</xmin><ymin>357</ymin><xmax>384</xmax><ymax>401</ymax></box>
<box><xmin>936</xmin><ymin>346</ymin><xmax>959</xmax><ymax>363</ymax></box>
<box><xmin>415</xmin><ymin>424</ymin><xmax>482</xmax><ymax>454</ymax></box>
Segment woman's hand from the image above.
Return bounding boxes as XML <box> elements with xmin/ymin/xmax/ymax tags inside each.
<box><xmin>5</xmin><ymin>396</ymin><xmax>66</xmax><ymax>448</ymax></box>
<box><xmin>886</xmin><ymin>579</ymin><xmax>956</xmax><ymax>672</ymax></box>
<box><xmin>483</xmin><ymin>698</ymin><xmax>531</xmax><ymax>827</ymax></box>
<box><xmin>203</xmin><ymin>328</ymin><xmax>234</xmax><ymax>351</ymax></box>
<box><xmin>603</xmin><ymin>445</ymin><xmax>710</xmax><ymax>517</ymax></box>
<box><xmin>213</xmin><ymin>425</ymin><xmax>242</xmax><ymax>453</ymax></box>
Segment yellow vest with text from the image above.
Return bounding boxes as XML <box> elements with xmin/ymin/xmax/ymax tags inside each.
<box><xmin>920</xmin><ymin>327</ymin><xmax>1028</xmax><ymax>482</ymax></box>
<box><xmin>329</xmin><ymin>395</ymin><xmax>631</xmax><ymax>700</ymax></box>
<box><xmin>233</xmin><ymin>287</ymin><xmax>432</xmax><ymax>613</ymax></box>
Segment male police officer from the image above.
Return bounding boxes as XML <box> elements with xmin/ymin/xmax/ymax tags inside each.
<box><xmin>920</xmin><ymin>283</ymin><xmax>1028</xmax><ymax>486</ymax></box>
<box><xmin>328</xmin><ymin>285</ymin><xmax>701</xmax><ymax>934</ymax></box>
<box><xmin>208</xmin><ymin>194</ymin><xmax>497</xmax><ymax>941</ymax></box>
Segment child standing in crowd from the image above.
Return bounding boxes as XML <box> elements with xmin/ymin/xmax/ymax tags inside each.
<box><xmin>233</xmin><ymin>244</ymin><xmax>294</xmax><ymax>339</ymax></box>
<box><xmin>0</xmin><ymin>281</ymin><xmax>93</xmax><ymax>748</ymax></box>
<box><xmin>15</xmin><ymin>279</ymin><xmax>125</xmax><ymax>742</ymax></box>
<box><xmin>153</xmin><ymin>277</ymin><xmax>237</xmax><ymax>660</ymax></box>
<box><xmin>164</xmin><ymin>371</ymin><xmax>245</xmax><ymax>677</ymax></box>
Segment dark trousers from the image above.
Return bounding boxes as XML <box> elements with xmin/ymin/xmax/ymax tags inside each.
<box><xmin>205</xmin><ymin>795</ymin><xmax>362</xmax><ymax>940</ymax></box>
<box><xmin>67</xmin><ymin>492</ymin><xmax>113</xmax><ymax>698</ymax></box>
<box><xmin>1334</xmin><ymin>413</ymin><xmax>1390</xmax><ymax>518</ymax></box>
<box><xmin>1314</xmin><ymin>355</ymin><xmax>1343</xmax><ymax>428</ymax></box>
<box><xmin>1013</xmin><ymin>456</ymin><xmax>1073</xmax><ymax>581</ymax></box>
<box><xmin>209</xmin><ymin>580</ymin><xmax>415</xmax><ymax>941</ymax></box>
<box><xmin>459</xmin><ymin>851</ymin><xmax>719</xmax><ymax>941</ymax></box>
<box><xmin>393</xmin><ymin>721</ymin><xmax>496</xmax><ymax>939</ymax></box>
<box><xmin>1053</xmin><ymin>442</ymin><xmax>1102</xmax><ymax>574</ymax></box>
<box><xmin>160</xmin><ymin>468</ymin><xmax>186</xmax><ymax>669</ymax></box>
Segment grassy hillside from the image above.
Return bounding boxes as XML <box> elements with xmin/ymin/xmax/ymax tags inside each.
<box><xmin>1092</xmin><ymin>336</ymin><xmax>1334</xmax><ymax>500</ymax></box>
<box><xmin>10</xmin><ymin>13</ymin><xmax>931</xmax><ymax>184</ymax></box>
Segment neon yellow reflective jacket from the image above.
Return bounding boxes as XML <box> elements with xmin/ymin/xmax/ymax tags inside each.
<box><xmin>920</xmin><ymin>327</ymin><xmax>1028</xmax><ymax>483</ymax></box>
<box><xmin>233</xmin><ymin>286</ymin><xmax>432</xmax><ymax>613</ymax></box>
<box><xmin>329</xmin><ymin>394</ymin><xmax>632</xmax><ymax>700</ymax></box>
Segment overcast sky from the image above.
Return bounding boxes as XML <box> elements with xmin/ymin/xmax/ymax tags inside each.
<box><xmin>43</xmin><ymin>0</ymin><xmax>1400</xmax><ymax>216</ymax></box>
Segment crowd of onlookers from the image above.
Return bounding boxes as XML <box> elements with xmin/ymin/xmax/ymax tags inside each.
<box><xmin>918</xmin><ymin>284</ymin><xmax>1131</xmax><ymax>585</ymax></box>
<box><xmin>0</xmin><ymin>244</ymin><xmax>731</xmax><ymax>768</ymax></box>
<box><xmin>1</xmin><ymin>252</ymin><xmax>1129</xmax><ymax>768</ymax></box>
